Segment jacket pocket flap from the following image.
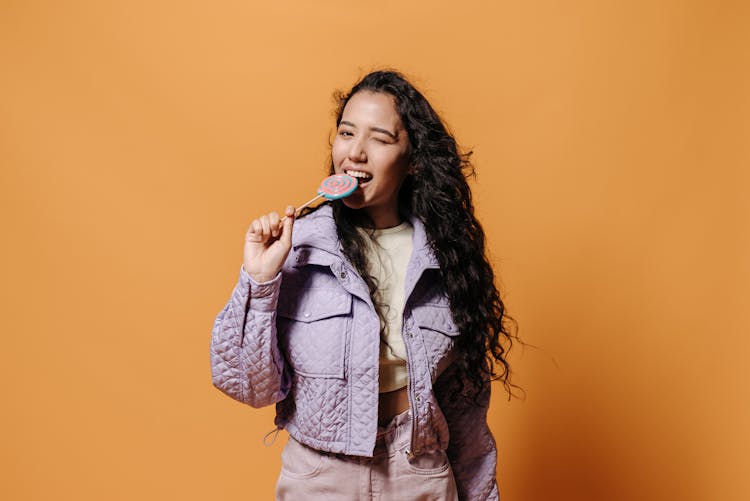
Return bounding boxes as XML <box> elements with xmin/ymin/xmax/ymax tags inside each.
<box><xmin>411</xmin><ymin>303</ymin><xmax>460</xmax><ymax>337</ymax></box>
<box><xmin>278</xmin><ymin>287</ymin><xmax>352</xmax><ymax>322</ymax></box>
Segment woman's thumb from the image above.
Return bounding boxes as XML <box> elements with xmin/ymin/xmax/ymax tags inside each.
<box><xmin>280</xmin><ymin>205</ymin><xmax>295</xmax><ymax>245</ymax></box>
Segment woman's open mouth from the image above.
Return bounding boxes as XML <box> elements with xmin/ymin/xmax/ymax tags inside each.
<box><xmin>345</xmin><ymin>169</ymin><xmax>373</xmax><ymax>187</ymax></box>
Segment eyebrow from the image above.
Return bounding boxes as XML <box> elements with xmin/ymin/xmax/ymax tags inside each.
<box><xmin>339</xmin><ymin>120</ymin><xmax>398</xmax><ymax>140</ymax></box>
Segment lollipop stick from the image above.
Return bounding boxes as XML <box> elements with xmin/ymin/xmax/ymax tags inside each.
<box><xmin>280</xmin><ymin>193</ymin><xmax>324</xmax><ymax>223</ymax></box>
<box><xmin>278</xmin><ymin>174</ymin><xmax>357</xmax><ymax>225</ymax></box>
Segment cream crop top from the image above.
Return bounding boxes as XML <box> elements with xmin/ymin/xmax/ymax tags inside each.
<box><xmin>359</xmin><ymin>221</ymin><xmax>413</xmax><ymax>393</ymax></box>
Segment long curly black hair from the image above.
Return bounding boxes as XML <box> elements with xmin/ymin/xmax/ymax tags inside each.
<box><xmin>306</xmin><ymin>69</ymin><xmax>522</xmax><ymax>402</ymax></box>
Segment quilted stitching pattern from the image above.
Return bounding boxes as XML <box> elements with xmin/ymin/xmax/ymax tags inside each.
<box><xmin>210</xmin><ymin>269</ymin><xmax>288</xmax><ymax>408</ymax></box>
<box><xmin>291</xmin><ymin>375</ymin><xmax>349</xmax><ymax>441</ymax></box>
<box><xmin>277</xmin><ymin>289</ymin><xmax>351</xmax><ymax>378</ymax></box>
<box><xmin>434</xmin><ymin>363</ymin><xmax>499</xmax><ymax>501</ymax></box>
<box><xmin>209</xmin><ymin>205</ymin><xmax>498</xmax><ymax>498</ymax></box>
<box><xmin>412</xmin><ymin>303</ymin><xmax>459</xmax><ymax>381</ymax></box>
<box><xmin>345</xmin><ymin>298</ymin><xmax>380</xmax><ymax>455</ymax></box>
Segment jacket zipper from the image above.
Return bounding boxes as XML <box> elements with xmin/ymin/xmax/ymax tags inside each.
<box><xmin>402</xmin><ymin>314</ymin><xmax>417</xmax><ymax>460</ymax></box>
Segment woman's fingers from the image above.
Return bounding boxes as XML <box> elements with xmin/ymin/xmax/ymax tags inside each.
<box><xmin>280</xmin><ymin>206</ymin><xmax>295</xmax><ymax>245</ymax></box>
<box><xmin>244</xmin><ymin>206</ymin><xmax>294</xmax><ymax>282</ymax></box>
<box><xmin>268</xmin><ymin>212</ymin><xmax>281</xmax><ymax>238</ymax></box>
<box><xmin>247</xmin><ymin>218</ymin><xmax>265</xmax><ymax>243</ymax></box>
<box><xmin>259</xmin><ymin>215</ymin><xmax>271</xmax><ymax>238</ymax></box>
<box><xmin>247</xmin><ymin>209</ymin><xmax>292</xmax><ymax>246</ymax></box>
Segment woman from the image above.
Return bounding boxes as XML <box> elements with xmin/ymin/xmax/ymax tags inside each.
<box><xmin>210</xmin><ymin>69</ymin><xmax>519</xmax><ymax>500</ymax></box>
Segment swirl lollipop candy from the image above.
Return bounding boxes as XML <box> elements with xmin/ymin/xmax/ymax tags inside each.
<box><xmin>281</xmin><ymin>174</ymin><xmax>358</xmax><ymax>222</ymax></box>
<box><xmin>317</xmin><ymin>173</ymin><xmax>359</xmax><ymax>200</ymax></box>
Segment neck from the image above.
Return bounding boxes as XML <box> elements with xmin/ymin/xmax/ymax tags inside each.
<box><xmin>366</xmin><ymin>207</ymin><xmax>402</xmax><ymax>229</ymax></box>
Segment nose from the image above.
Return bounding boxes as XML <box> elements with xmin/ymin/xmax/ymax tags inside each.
<box><xmin>348</xmin><ymin>138</ymin><xmax>367</xmax><ymax>162</ymax></box>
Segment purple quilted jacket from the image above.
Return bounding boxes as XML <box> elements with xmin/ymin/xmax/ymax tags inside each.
<box><xmin>210</xmin><ymin>205</ymin><xmax>499</xmax><ymax>500</ymax></box>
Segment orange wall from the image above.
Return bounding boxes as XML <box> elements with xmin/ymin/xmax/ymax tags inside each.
<box><xmin>2</xmin><ymin>1</ymin><xmax>748</xmax><ymax>500</ymax></box>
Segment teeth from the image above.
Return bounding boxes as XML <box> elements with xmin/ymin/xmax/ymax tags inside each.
<box><xmin>345</xmin><ymin>170</ymin><xmax>372</xmax><ymax>181</ymax></box>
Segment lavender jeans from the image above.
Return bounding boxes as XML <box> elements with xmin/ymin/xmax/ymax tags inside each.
<box><xmin>275</xmin><ymin>409</ymin><xmax>459</xmax><ymax>500</ymax></box>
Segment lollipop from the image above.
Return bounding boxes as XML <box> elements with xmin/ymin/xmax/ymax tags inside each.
<box><xmin>317</xmin><ymin>173</ymin><xmax>359</xmax><ymax>200</ymax></box>
<box><xmin>281</xmin><ymin>174</ymin><xmax>358</xmax><ymax>221</ymax></box>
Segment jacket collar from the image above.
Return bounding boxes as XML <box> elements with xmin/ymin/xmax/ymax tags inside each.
<box><xmin>291</xmin><ymin>204</ymin><xmax>440</xmax><ymax>270</ymax></box>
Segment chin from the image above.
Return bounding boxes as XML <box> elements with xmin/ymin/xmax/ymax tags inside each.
<box><xmin>342</xmin><ymin>198</ymin><xmax>364</xmax><ymax>210</ymax></box>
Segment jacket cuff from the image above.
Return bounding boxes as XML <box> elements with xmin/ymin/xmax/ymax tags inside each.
<box><xmin>239</xmin><ymin>265</ymin><xmax>282</xmax><ymax>312</ymax></box>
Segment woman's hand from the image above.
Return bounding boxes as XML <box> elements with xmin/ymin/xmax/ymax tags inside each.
<box><xmin>242</xmin><ymin>205</ymin><xmax>295</xmax><ymax>283</ymax></box>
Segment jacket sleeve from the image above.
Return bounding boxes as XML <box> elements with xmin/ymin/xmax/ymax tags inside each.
<box><xmin>434</xmin><ymin>363</ymin><xmax>500</xmax><ymax>501</ymax></box>
<box><xmin>209</xmin><ymin>264</ymin><xmax>291</xmax><ymax>408</ymax></box>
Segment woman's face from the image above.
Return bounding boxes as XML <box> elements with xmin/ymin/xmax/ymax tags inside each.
<box><xmin>331</xmin><ymin>90</ymin><xmax>412</xmax><ymax>228</ymax></box>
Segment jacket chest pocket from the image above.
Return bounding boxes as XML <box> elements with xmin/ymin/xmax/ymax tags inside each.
<box><xmin>409</xmin><ymin>301</ymin><xmax>460</xmax><ymax>379</ymax></box>
<box><xmin>277</xmin><ymin>286</ymin><xmax>352</xmax><ymax>379</ymax></box>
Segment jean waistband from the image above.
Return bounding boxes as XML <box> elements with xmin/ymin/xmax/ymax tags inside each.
<box><xmin>373</xmin><ymin>409</ymin><xmax>411</xmax><ymax>456</ymax></box>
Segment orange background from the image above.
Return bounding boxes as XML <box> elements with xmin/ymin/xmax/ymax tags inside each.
<box><xmin>2</xmin><ymin>1</ymin><xmax>748</xmax><ymax>500</ymax></box>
